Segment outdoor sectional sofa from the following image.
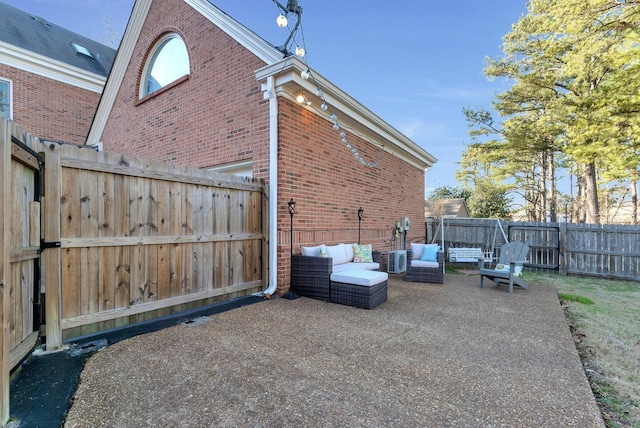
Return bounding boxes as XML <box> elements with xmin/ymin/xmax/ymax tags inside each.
<box><xmin>290</xmin><ymin>243</ymin><xmax>387</xmax><ymax>309</ymax></box>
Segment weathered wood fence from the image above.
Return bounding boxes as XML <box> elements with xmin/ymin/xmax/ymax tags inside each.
<box><xmin>429</xmin><ymin>217</ymin><xmax>639</xmax><ymax>282</ymax></box>
<box><xmin>1</xmin><ymin>120</ymin><xmax>267</xmax><ymax>423</ymax></box>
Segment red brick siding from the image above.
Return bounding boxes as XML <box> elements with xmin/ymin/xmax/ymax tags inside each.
<box><xmin>0</xmin><ymin>64</ymin><xmax>100</xmax><ymax>144</ymax></box>
<box><xmin>276</xmin><ymin>98</ymin><xmax>425</xmax><ymax>294</ymax></box>
<box><xmin>96</xmin><ymin>0</ymin><xmax>426</xmax><ymax>295</ymax></box>
<box><xmin>99</xmin><ymin>0</ymin><xmax>270</xmax><ymax>179</ymax></box>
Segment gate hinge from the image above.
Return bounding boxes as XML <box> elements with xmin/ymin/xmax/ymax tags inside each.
<box><xmin>40</xmin><ymin>240</ymin><xmax>61</xmax><ymax>252</ymax></box>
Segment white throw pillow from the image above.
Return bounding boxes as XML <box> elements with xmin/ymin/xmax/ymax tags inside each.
<box><xmin>301</xmin><ymin>244</ymin><xmax>326</xmax><ymax>257</ymax></box>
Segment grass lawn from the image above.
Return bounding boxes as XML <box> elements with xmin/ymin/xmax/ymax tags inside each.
<box><xmin>447</xmin><ymin>264</ymin><xmax>639</xmax><ymax>427</ymax></box>
<box><xmin>526</xmin><ymin>272</ymin><xmax>639</xmax><ymax>428</ymax></box>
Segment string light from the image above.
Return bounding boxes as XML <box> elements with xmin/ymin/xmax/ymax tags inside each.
<box><xmin>273</xmin><ymin>0</ymin><xmax>383</xmax><ymax>168</ymax></box>
<box><xmin>276</xmin><ymin>14</ymin><xmax>288</xmax><ymax>27</ymax></box>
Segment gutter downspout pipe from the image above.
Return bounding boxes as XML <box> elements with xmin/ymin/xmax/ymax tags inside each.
<box><xmin>260</xmin><ymin>75</ymin><xmax>279</xmax><ymax>297</ymax></box>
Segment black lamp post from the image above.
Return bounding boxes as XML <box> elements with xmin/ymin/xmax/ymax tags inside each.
<box><xmin>285</xmin><ymin>198</ymin><xmax>299</xmax><ymax>300</ymax></box>
<box><xmin>357</xmin><ymin>207</ymin><xmax>363</xmax><ymax>244</ymax></box>
<box><xmin>288</xmin><ymin>198</ymin><xmax>296</xmax><ymax>256</ymax></box>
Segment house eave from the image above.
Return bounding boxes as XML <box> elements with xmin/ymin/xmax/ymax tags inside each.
<box><xmin>255</xmin><ymin>57</ymin><xmax>437</xmax><ymax>170</ymax></box>
<box><xmin>184</xmin><ymin>0</ymin><xmax>284</xmax><ymax>64</ymax></box>
<box><xmin>87</xmin><ymin>0</ymin><xmax>285</xmax><ymax>146</ymax></box>
<box><xmin>0</xmin><ymin>41</ymin><xmax>106</xmax><ymax>93</ymax></box>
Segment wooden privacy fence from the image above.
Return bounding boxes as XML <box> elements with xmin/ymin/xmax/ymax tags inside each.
<box><xmin>1</xmin><ymin>121</ymin><xmax>268</xmax><ymax>405</ymax></box>
<box><xmin>430</xmin><ymin>218</ymin><xmax>639</xmax><ymax>282</ymax></box>
<box><xmin>45</xmin><ymin>138</ymin><xmax>268</xmax><ymax>345</ymax></box>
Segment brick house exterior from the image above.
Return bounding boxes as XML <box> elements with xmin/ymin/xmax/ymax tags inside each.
<box><xmin>87</xmin><ymin>0</ymin><xmax>437</xmax><ymax>296</ymax></box>
<box><xmin>0</xmin><ymin>1</ymin><xmax>116</xmax><ymax>144</ymax></box>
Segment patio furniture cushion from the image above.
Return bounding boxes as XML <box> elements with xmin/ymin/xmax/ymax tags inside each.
<box><xmin>353</xmin><ymin>244</ymin><xmax>373</xmax><ymax>263</ymax></box>
<box><xmin>420</xmin><ymin>245</ymin><xmax>440</xmax><ymax>262</ymax></box>
<box><xmin>301</xmin><ymin>244</ymin><xmax>326</xmax><ymax>257</ymax></box>
<box><xmin>330</xmin><ymin>269</ymin><xmax>388</xmax><ymax>286</ymax></box>
<box><xmin>330</xmin><ymin>270</ymin><xmax>388</xmax><ymax>309</ymax></box>
<box><xmin>410</xmin><ymin>243</ymin><xmax>440</xmax><ymax>260</ymax></box>
<box><xmin>326</xmin><ymin>243</ymin><xmax>349</xmax><ymax>265</ymax></box>
<box><xmin>410</xmin><ymin>260</ymin><xmax>440</xmax><ymax>269</ymax></box>
<box><xmin>332</xmin><ymin>262</ymin><xmax>380</xmax><ymax>272</ymax></box>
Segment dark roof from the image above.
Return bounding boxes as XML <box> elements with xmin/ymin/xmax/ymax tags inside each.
<box><xmin>0</xmin><ymin>1</ymin><xmax>116</xmax><ymax>77</ymax></box>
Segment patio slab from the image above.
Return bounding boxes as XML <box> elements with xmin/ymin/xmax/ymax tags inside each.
<box><xmin>58</xmin><ymin>273</ymin><xmax>603</xmax><ymax>427</ymax></box>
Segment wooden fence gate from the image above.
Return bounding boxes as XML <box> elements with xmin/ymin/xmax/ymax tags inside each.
<box><xmin>3</xmin><ymin>128</ymin><xmax>41</xmax><ymax>371</ymax></box>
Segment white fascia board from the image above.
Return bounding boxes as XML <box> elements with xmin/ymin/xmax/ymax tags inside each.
<box><xmin>256</xmin><ymin>58</ymin><xmax>437</xmax><ymax>170</ymax></box>
<box><xmin>0</xmin><ymin>41</ymin><xmax>106</xmax><ymax>93</ymax></box>
<box><xmin>185</xmin><ymin>0</ymin><xmax>284</xmax><ymax>64</ymax></box>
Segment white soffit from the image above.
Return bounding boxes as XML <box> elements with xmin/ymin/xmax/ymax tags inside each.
<box><xmin>256</xmin><ymin>58</ymin><xmax>438</xmax><ymax>170</ymax></box>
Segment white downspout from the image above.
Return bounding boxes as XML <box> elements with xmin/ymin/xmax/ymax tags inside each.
<box><xmin>261</xmin><ymin>75</ymin><xmax>279</xmax><ymax>297</ymax></box>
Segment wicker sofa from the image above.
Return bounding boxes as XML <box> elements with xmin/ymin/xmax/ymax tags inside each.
<box><xmin>290</xmin><ymin>243</ymin><xmax>382</xmax><ymax>302</ymax></box>
<box><xmin>406</xmin><ymin>243</ymin><xmax>444</xmax><ymax>284</ymax></box>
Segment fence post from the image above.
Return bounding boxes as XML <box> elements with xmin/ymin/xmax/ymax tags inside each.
<box><xmin>558</xmin><ymin>222</ymin><xmax>567</xmax><ymax>276</ymax></box>
<box><xmin>0</xmin><ymin>120</ymin><xmax>11</xmax><ymax>426</ymax></box>
<box><xmin>41</xmin><ymin>147</ymin><xmax>63</xmax><ymax>350</ymax></box>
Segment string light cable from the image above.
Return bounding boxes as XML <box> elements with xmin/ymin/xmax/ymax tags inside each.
<box><xmin>271</xmin><ymin>0</ymin><xmax>384</xmax><ymax>168</ymax></box>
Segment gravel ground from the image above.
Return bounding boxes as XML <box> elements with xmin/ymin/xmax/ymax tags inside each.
<box><xmin>64</xmin><ymin>273</ymin><xmax>604</xmax><ymax>427</ymax></box>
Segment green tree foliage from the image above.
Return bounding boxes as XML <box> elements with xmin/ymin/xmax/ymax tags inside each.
<box><xmin>427</xmin><ymin>186</ymin><xmax>471</xmax><ymax>201</ymax></box>
<box><xmin>460</xmin><ymin>0</ymin><xmax>640</xmax><ymax>223</ymax></box>
<box><xmin>466</xmin><ymin>179</ymin><xmax>513</xmax><ymax>219</ymax></box>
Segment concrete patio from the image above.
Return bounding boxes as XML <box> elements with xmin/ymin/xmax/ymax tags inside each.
<box><xmin>51</xmin><ymin>273</ymin><xmax>606</xmax><ymax>426</ymax></box>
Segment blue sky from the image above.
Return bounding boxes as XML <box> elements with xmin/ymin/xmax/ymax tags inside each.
<box><xmin>5</xmin><ymin>0</ymin><xmax>529</xmax><ymax>195</ymax></box>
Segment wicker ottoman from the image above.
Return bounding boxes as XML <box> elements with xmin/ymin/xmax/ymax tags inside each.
<box><xmin>329</xmin><ymin>270</ymin><xmax>388</xmax><ymax>309</ymax></box>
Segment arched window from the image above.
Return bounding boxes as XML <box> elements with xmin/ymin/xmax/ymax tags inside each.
<box><xmin>141</xmin><ymin>34</ymin><xmax>189</xmax><ymax>97</ymax></box>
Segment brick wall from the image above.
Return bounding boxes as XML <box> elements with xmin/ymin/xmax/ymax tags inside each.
<box><xmin>276</xmin><ymin>98</ymin><xmax>426</xmax><ymax>294</ymax></box>
<box><xmin>96</xmin><ymin>0</ymin><xmax>427</xmax><ymax>296</ymax></box>
<box><xmin>99</xmin><ymin>0</ymin><xmax>270</xmax><ymax>180</ymax></box>
<box><xmin>0</xmin><ymin>64</ymin><xmax>101</xmax><ymax>145</ymax></box>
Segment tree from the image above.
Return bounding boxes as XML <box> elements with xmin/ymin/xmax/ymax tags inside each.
<box><xmin>427</xmin><ymin>186</ymin><xmax>471</xmax><ymax>201</ymax></box>
<box><xmin>461</xmin><ymin>0</ymin><xmax>640</xmax><ymax>223</ymax></box>
<box><xmin>466</xmin><ymin>179</ymin><xmax>513</xmax><ymax>219</ymax></box>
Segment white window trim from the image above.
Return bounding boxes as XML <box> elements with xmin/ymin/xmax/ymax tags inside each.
<box><xmin>0</xmin><ymin>77</ymin><xmax>13</xmax><ymax>120</ymax></box>
<box><xmin>139</xmin><ymin>33</ymin><xmax>189</xmax><ymax>99</ymax></box>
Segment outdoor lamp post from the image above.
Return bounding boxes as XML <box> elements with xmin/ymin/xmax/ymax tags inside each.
<box><xmin>288</xmin><ymin>198</ymin><xmax>296</xmax><ymax>256</ymax></box>
<box><xmin>285</xmin><ymin>198</ymin><xmax>299</xmax><ymax>300</ymax></box>
<box><xmin>357</xmin><ymin>207</ymin><xmax>363</xmax><ymax>244</ymax></box>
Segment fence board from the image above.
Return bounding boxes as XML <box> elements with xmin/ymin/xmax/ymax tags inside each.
<box><xmin>433</xmin><ymin>218</ymin><xmax>639</xmax><ymax>281</ymax></box>
<box><xmin>49</xmin><ymin>145</ymin><xmax>265</xmax><ymax>336</ymax></box>
<box><xmin>3</xmin><ymin>121</ymin><xmax>268</xmax><ymax>403</ymax></box>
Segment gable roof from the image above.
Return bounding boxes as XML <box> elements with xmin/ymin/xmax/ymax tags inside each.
<box><xmin>86</xmin><ymin>0</ymin><xmax>437</xmax><ymax>169</ymax></box>
<box><xmin>0</xmin><ymin>1</ymin><xmax>117</xmax><ymax>91</ymax></box>
<box><xmin>425</xmin><ymin>198</ymin><xmax>470</xmax><ymax>218</ymax></box>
